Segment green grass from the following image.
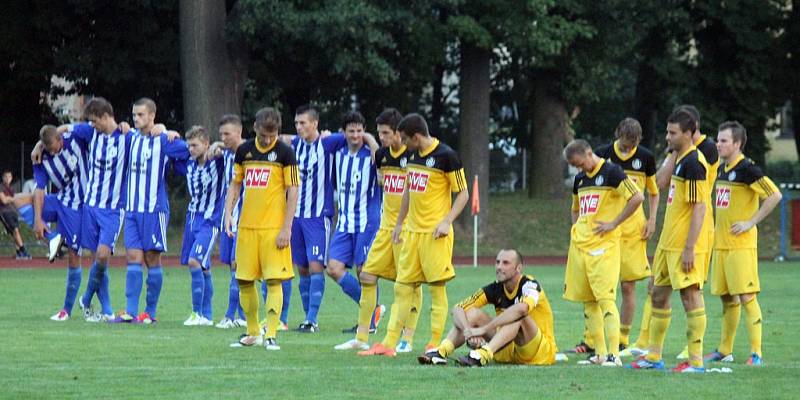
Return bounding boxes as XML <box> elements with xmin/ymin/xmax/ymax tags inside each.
<box><xmin>0</xmin><ymin>263</ymin><xmax>797</xmax><ymax>399</ymax></box>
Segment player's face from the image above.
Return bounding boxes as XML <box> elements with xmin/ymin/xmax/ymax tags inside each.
<box><xmin>132</xmin><ymin>105</ymin><xmax>155</xmax><ymax>130</ymax></box>
<box><xmin>345</xmin><ymin>123</ymin><xmax>364</xmax><ymax>147</ymax></box>
<box><xmin>665</xmin><ymin>122</ymin><xmax>689</xmax><ymax>152</ymax></box>
<box><xmin>716</xmin><ymin>129</ymin><xmax>739</xmax><ymax>160</ymax></box>
<box><xmin>495</xmin><ymin>250</ymin><xmax>520</xmax><ymax>283</ymax></box>
<box><xmin>255</xmin><ymin>125</ymin><xmax>278</xmax><ymax>148</ymax></box>
<box><xmin>616</xmin><ymin>137</ymin><xmax>639</xmax><ymax>154</ymax></box>
<box><xmin>187</xmin><ymin>137</ymin><xmax>209</xmax><ymax>160</ymax></box>
<box><xmin>219</xmin><ymin>123</ymin><xmax>242</xmax><ymax>149</ymax></box>
<box><xmin>295</xmin><ymin>113</ymin><xmax>319</xmax><ymax>140</ymax></box>
<box><xmin>566</xmin><ymin>151</ymin><xmax>594</xmax><ymax>173</ymax></box>
<box><xmin>401</xmin><ymin>131</ymin><xmax>420</xmax><ymax>150</ymax></box>
<box><xmin>2</xmin><ymin>172</ymin><xmax>11</xmax><ymax>185</ymax></box>
<box><xmin>377</xmin><ymin>124</ymin><xmax>399</xmax><ymax>148</ymax></box>
<box><xmin>45</xmin><ymin>135</ymin><xmax>64</xmax><ymax>155</ymax></box>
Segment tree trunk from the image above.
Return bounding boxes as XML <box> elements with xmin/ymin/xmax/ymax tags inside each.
<box><xmin>179</xmin><ymin>0</ymin><xmax>248</xmax><ymax>137</ymax></box>
<box><xmin>529</xmin><ymin>70</ymin><xmax>568</xmax><ymax>199</ymax></box>
<box><xmin>430</xmin><ymin>62</ymin><xmax>445</xmax><ymax>136</ymax></box>
<box><xmin>633</xmin><ymin>30</ymin><xmax>666</xmax><ymax>152</ymax></box>
<box><xmin>457</xmin><ymin>43</ymin><xmax>491</xmax><ymax>234</ymax></box>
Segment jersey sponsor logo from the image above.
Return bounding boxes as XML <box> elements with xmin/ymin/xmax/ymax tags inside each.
<box><xmin>632</xmin><ymin>159</ymin><xmax>642</xmax><ymax>170</ymax></box>
<box><xmin>579</xmin><ymin>193</ymin><xmax>600</xmax><ymax>216</ymax></box>
<box><xmin>268</xmin><ymin>151</ymin><xmax>277</xmax><ymax>162</ymax></box>
<box><xmin>383</xmin><ymin>173</ymin><xmax>406</xmax><ymax>194</ymax></box>
<box><xmin>244</xmin><ymin>167</ymin><xmax>271</xmax><ymax>188</ymax></box>
<box><xmin>399</xmin><ymin>157</ymin><xmax>407</xmax><ymax>168</ymax></box>
<box><xmin>716</xmin><ymin>187</ymin><xmax>731</xmax><ymax>208</ymax></box>
<box><xmin>667</xmin><ymin>182</ymin><xmax>675</xmax><ymax>205</ymax></box>
<box><xmin>408</xmin><ymin>171</ymin><xmax>429</xmax><ymax>192</ymax></box>
<box><xmin>425</xmin><ymin>157</ymin><xmax>436</xmax><ymax>168</ymax></box>
<box><xmin>728</xmin><ymin>171</ymin><xmax>736</xmax><ymax>181</ymax></box>
<box><xmin>595</xmin><ymin>175</ymin><xmax>604</xmax><ymax>186</ymax></box>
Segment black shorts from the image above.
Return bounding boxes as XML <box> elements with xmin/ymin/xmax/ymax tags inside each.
<box><xmin>0</xmin><ymin>209</ymin><xmax>19</xmax><ymax>234</ymax></box>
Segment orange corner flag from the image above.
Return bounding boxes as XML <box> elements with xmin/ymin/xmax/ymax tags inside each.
<box><xmin>471</xmin><ymin>175</ymin><xmax>480</xmax><ymax>216</ymax></box>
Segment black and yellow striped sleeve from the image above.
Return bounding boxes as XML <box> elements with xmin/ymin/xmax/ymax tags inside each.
<box><xmin>284</xmin><ymin>164</ymin><xmax>300</xmax><ymax>187</ymax></box>
<box><xmin>616</xmin><ymin>176</ymin><xmax>640</xmax><ymax>200</ymax></box>
<box><xmin>750</xmin><ymin>176</ymin><xmax>779</xmax><ymax>200</ymax></box>
<box><xmin>448</xmin><ymin>168</ymin><xmax>467</xmax><ymax>193</ymax></box>
<box><xmin>456</xmin><ymin>288</ymin><xmax>488</xmax><ymax>311</ymax></box>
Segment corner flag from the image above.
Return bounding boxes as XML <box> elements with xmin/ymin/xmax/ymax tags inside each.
<box><xmin>471</xmin><ymin>175</ymin><xmax>480</xmax><ymax>216</ymax></box>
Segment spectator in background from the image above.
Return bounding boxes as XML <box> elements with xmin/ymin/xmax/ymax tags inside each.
<box><xmin>0</xmin><ymin>170</ymin><xmax>31</xmax><ymax>259</ymax></box>
<box><xmin>22</xmin><ymin>178</ymin><xmax>36</xmax><ymax>194</ymax></box>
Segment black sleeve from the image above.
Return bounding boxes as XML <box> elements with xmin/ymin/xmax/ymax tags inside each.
<box><xmin>374</xmin><ymin>147</ymin><xmax>387</xmax><ymax>169</ymax></box>
<box><xmin>234</xmin><ymin>141</ymin><xmax>250</xmax><ymax>165</ymax></box>
<box><xmin>642</xmin><ymin>148</ymin><xmax>657</xmax><ymax>176</ymax></box>
<box><xmin>741</xmin><ymin>161</ymin><xmax>766</xmax><ymax>185</ymax></box>
<box><xmin>683</xmin><ymin>154</ymin><xmax>707</xmax><ymax>181</ymax></box>
<box><xmin>606</xmin><ymin>163</ymin><xmax>627</xmax><ymax>188</ymax></box>
<box><xmin>594</xmin><ymin>144</ymin><xmax>611</xmax><ymax>159</ymax></box>
<box><xmin>279</xmin><ymin>142</ymin><xmax>297</xmax><ymax>166</ymax></box>
<box><xmin>700</xmin><ymin>140</ymin><xmax>719</xmax><ymax>165</ymax></box>
<box><xmin>481</xmin><ymin>282</ymin><xmax>500</xmax><ymax>306</ymax></box>
<box><xmin>572</xmin><ymin>174</ymin><xmax>580</xmax><ymax>195</ymax></box>
<box><xmin>443</xmin><ymin>148</ymin><xmax>463</xmax><ymax>173</ymax></box>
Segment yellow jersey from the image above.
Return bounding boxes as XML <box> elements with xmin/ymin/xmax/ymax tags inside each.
<box><xmin>405</xmin><ymin>138</ymin><xmax>467</xmax><ymax>233</ymax></box>
<box><xmin>658</xmin><ymin>146</ymin><xmax>709</xmax><ymax>251</ymax></box>
<box><xmin>375</xmin><ymin>145</ymin><xmax>410</xmax><ymax>230</ymax></box>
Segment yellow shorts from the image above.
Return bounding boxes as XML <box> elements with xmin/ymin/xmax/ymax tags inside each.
<box><xmin>396</xmin><ymin>230</ymin><xmax>455</xmax><ymax>284</ymax></box>
<box><xmin>235</xmin><ymin>228</ymin><xmax>294</xmax><ymax>282</ymax></box>
<box><xmin>563</xmin><ymin>241</ymin><xmax>620</xmax><ymax>302</ymax></box>
<box><xmin>652</xmin><ymin>247</ymin><xmax>705</xmax><ymax>290</ymax></box>
<box><xmin>619</xmin><ymin>235</ymin><xmax>650</xmax><ymax>282</ymax></box>
<box><xmin>494</xmin><ymin>330</ymin><xmax>556</xmax><ymax>365</ymax></box>
<box><xmin>361</xmin><ymin>228</ymin><xmax>403</xmax><ymax>281</ymax></box>
<box><xmin>710</xmin><ymin>248</ymin><xmax>760</xmax><ymax>296</ymax></box>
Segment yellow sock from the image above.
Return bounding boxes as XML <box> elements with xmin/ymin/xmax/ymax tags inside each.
<box><xmin>585</xmin><ymin>302</ymin><xmax>606</xmax><ymax>358</ymax></box>
<box><xmin>718</xmin><ymin>302</ymin><xmax>741</xmax><ymax>355</ymax></box>
<box><xmin>402</xmin><ymin>285</ymin><xmax>423</xmax><ymax>343</ymax></box>
<box><xmin>620</xmin><ymin>324</ymin><xmax>631</xmax><ymax>347</ymax></box>
<box><xmin>439</xmin><ymin>338</ymin><xmax>455</xmax><ymax>357</ymax></box>
<box><xmin>264</xmin><ymin>280</ymin><xmax>283</xmax><ymax>338</ymax></box>
<box><xmin>476</xmin><ymin>345</ymin><xmax>494</xmax><ymax>365</ymax></box>
<box><xmin>645</xmin><ymin>307</ymin><xmax>671</xmax><ymax>362</ymax></box>
<box><xmin>428</xmin><ymin>283</ymin><xmax>448</xmax><ymax>347</ymax></box>
<box><xmin>599</xmin><ymin>299</ymin><xmax>621</xmax><ymax>356</ymax></box>
<box><xmin>356</xmin><ymin>282</ymin><xmax>377</xmax><ymax>343</ymax></box>
<box><xmin>742</xmin><ymin>297</ymin><xmax>762</xmax><ymax>356</ymax></box>
<box><xmin>634</xmin><ymin>294</ymin><xmax>652</xmax><ymax>348</ymax></box>
<box><xmin>382</xmin><ymin>282</ymin><xmax>415</xmax><ymax>348</ymax></box>
<box><xmin>239</xmin><ymin>281</ymin><xmax>260</xmax><ymax>336</ymax></box>
<box><xmin>583</xmin><ymin>320</ymin><xmax>595</xmax><ymax>349</ymax></box>
<box><xmin>687</xmin><ymin>307</ymin><xmax>707</xmax><ymax>368</ymax></box>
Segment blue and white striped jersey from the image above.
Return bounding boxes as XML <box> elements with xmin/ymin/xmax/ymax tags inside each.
<box><xmin>69</xmin><ymin>123</ymin><xmax>130</xmax><ymax>210</ymax></box>
<box><xmin>292</xmin><ymin>134</ymin><xmax>346</xmax><ymax>219</ymax></box>
<box><xmin>33</xmin><ymin>134</ymin><xmax>89</xmax><ymax>210</ymax></box>
<box><xmin>222</xmin><ymin>148</ymin><xmax>243</xmax><ymax>231</ymax></box>
<box><xmin>333</xmin><ymin>144</ymin><xmax>381</xmax><ymax>233</ymax></box>
<box><xmin>126</xmin><ymin>131</ymin><xmax>190</xmax><ymax>213</ymax></box>
<box><xmin>185</xmin><ymin>157</ymin><xmax>225</xmax><ymax>224</ymax></box>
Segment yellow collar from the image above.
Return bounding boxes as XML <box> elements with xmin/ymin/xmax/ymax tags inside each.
<box><xmin>724</xmin><ymin>153</ymin><xmax>745</xmax><ymax>173</ymax></box>
<box><xmin>390</xmin><ymin>144</ymin><xmax>407</xmax><ymax>159</ymax></box>
<box><xmin>676</xmin><ymin>145</ymin><xmax>697</xmax><ymax>164</ymax></box>
<box><xmin>419</xmin><ymin>138</ymin><xmax>439</xmax><ymax>158</ymax></box>
<box><xmin>613</xmin><ymin>141</ymin><xmax>637</xmax><ymax>161</ymax></box>
<box><xmin>693</xmin><ymin>134</ymin><xmax>707</xmax><ymax>147</ymax></box>
<box><xmin>255</xmin><ymin>138</ymin><xmax>277</xmax><ymax>153</ymax></box>
<box><xmin>586</xmin><ymin>158</ymin><xmax>605</xmax><ymax>178</ymax></box>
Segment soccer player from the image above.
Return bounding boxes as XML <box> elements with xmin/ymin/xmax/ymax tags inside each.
<box><xmin>114</xmin><ymin>98</ymin><xmax>189</xmax><ymax>324</ymax></box>
<box><xmin>227</xmin><ymin>107</ymin><xmax>298</xmax><ymax>350</ymax></box>
<box><xmin>180</xmin><ymin>126</ymin><xmax>224</xmax><ymax>326</ymax></box>
<box><xmin>289</xmin><ymin>105</ymin><xmax>346</xmax><ymax>332</ymax></box>
<box><xmin>629</xmin><ymin>109</ymin><xmax>709</xmax><ymax>372</ymax></box>
<box><xmin>214</xmin><ymin>114</ymin><xmax>247</xmax><ymax>329</ymax></box>
<box><xmin>335</xmin><ymin>108</ymin><xmax>423</xmax><ymax>353</ymax></box>
<box><xmin>563</xmin><ymin>139</ymin><xmax>643</xmax><ymax>366</ymax></box>
<box><xmin>704</xmin><ymin>121</ymin><xmax>780</xmax><ymax>366</ymax></box>
<box><xmin>1</xmin><ymin>188</ymin><xmax>62</xmax><ymax>262</ymax></box>
<box><xmin>0</xmin><ymin>170</ymin><xmax>32</xmax><ymax>259</ymax></box>
<box><xmin>418</xmin><ymin>249</ymin><xmax>556</xmax><ymax>367</ymax></box>
<box><xmin>359</xmin><ymin>113</ymin><xmax>468</xmax><ymax>356</ymax></box>
<box><xmin>33</xmin><ymin>125</ymin><xmax>89</xmax><ymax>321</ymax></box>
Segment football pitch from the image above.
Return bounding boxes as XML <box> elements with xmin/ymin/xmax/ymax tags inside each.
<box><xmin>1</xmin><ymin>262</ymin><xmax>797</xmax><ymax>399</ymax></box>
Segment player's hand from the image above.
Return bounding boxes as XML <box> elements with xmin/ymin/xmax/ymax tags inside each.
<box><xmin>681</xmin><ymin>246</ymin><xmax>695</xmax><ymax>273</ymax></box>
<box><xmin>730</xmin><ymin>220</ymin><xmax>755</xmax><ymax>235</ymax></box>
<box><xmin>276</xmin><ymin>227</ymin><xmax>291</xmax><ymax>249</ymax></box>
<box><xmin>208</xmin><ymin>142</ymin><xmax>223</xmax><ymax>159</ymax></box>
<box><xmin>391</xmin><ymin>224</ymin><xmax>403</xmax><ymax>244</ymax></box>
<box><xmin>433</xmin><ymin>220</ymin><xmax>451</xmax><ymax>239</ymax></box>
<box><xmin>119</xmin><ymin>121</ymin><xmax>131</xmax><ymax>134</ymax></box>
<box><xmin>164</xmin><ymin>130</ymin><xmax>181</xmax><ymax>142</ymax></box>
<box><xmin>592</xmin><ymin>220</ymin><xmax>616</xmax><ymax>234</ymax></box>
<box><xmin>225</xmin><ymin>217</ymin><xmax>234</xmax><ymax>238</ymax></box>
<box><xmin>31</xmin><ymin>141</ymin><xmax>45</xmax><ymax>165</ymax></box>
<box><xmin>466</xmin><ymin>336</ymin><xmax>487</xmax><ymax>349</ymax></box>
<box><xmin>642</xmin><ymin>218</ymin><xmax>656</xmax><ymax>240</ymax></box>
<box><xmin>320</xmin><ymin>129</ymin><xmax>332</xmax><ymax>138</ymax></box>
<box><xmin>33</xmin><ymin>218</ymin><xmax>49</xmax><ymax>241</ymax></box>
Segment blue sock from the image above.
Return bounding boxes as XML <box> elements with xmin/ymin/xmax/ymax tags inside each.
<box><xmin>225</xmin><ymin>269</ymin><xmax>239</xmax><ymax>319</ymax></box>
<box><xmin>337</xmin><ymin>272</ymin><xmax>361</xmax><ymax>304</ymax></box>
<box><xmin>145</xmin><ymin>266</ymin><xmax>163</xmax><ymax>317</ymax></box>
<box><xmin>189</xmin><ymin>267</ymin><xmax>203</xmax><ymax>313</ymax></box>
<box><xmin>261</xmin><ymin>280</ymin><xmax>268</xmax><ymax>302</ymax></box>
<box><xmin>97</xmin><ymin>264</ymin><xmax>112</xmax><ymax>315</ymax></box>
<box><xmin>299</xmin><ymin>274</ymin><xmax>310</xmax><ymax>314</ymax></box>
<box><xmin>63</xmin><ymin>266</ymin><xmax>81</xmax><ymax>313</ymax></box>
<box><xmin>81</xmin><ymin>262</ymin><xmax>99</xmax><ymax>309</ymax></box>
<box><xmin>202</xmin><ymin>270</ymin><xmax>213</xmax><ymax>320</ymax></box>
<box><xmin>280</xmin><ymin>279</ymin><xmax>292</xmax><ymax>324</ymax></box>
<box><xmin>125</xmin><ymin>263</ymin><xmax>143</xmax><ymax>316</ymax></box>
<box><xmin>307</xmin><ymin>272</ymin><xmax>325</xmax><ymax>324</ymax></box>
<box><xmin>19</xmin><ymin>204</ymin><xmax>34</xmax><ymax>226</ymax></box>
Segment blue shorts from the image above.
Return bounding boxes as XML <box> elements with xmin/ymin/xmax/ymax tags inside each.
<box><xmin>81</xmin><ymin>206</ymin><xmax>124</xmax><ymax>252</ymax></box>
<box><xmin>328</xmin><ymin>225</ymin><xmax>379</xmax><ymax>267</ymax></box>
<box><xmin>181</xmin><ymin>212</ymin><xmax>220</xmax><ymax>269</ymax></box>
<box><xmin>219</xmin><ymin>230</ymin><xmax>235</xmax><ymax>265</ymax></box>
<box><xmin>41</xmin><ymin>195</ymin><xmax>82</xmax><ymax>253</ymax></box>
<box><xmin>124</xmin><ymin>211</ymin><xmax>169</xmax><ymax>253</ymax></box>
<box><xmin>291</xmin><ymin>216</ymin><xmax>332</xmax><ymax>267</ymax></box>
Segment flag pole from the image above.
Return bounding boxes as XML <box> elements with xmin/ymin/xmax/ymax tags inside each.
<box><xmin>471</xmin><ymin>175</ymin><xmax>480</xmax><ymax>268</ymax></box>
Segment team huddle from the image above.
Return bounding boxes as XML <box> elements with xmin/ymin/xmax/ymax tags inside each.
<box><xmin>31</xmin><ymin>97</ymin><xmax>778</xmax><ymax>370</ymax></box>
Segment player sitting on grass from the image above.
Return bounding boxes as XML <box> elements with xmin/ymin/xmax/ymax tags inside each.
<box><xmin>418</xmin><ymin>249</ymin><xmax>557</xmax><ymax>367</ymax></box>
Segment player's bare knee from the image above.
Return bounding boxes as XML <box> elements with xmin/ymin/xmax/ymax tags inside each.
<box><xmin>621</xmin><ymin>281</ymin><xmax>636</xmax><ymax>296</ymax></box>
<box><xmin>720</xmin><ymin>293</ymin><xmax>737</xmax><ymax>305</ymax></box>
<box><xmin>144</xmin><ymin>251</ymin><xmax>160</xmax><ymax>267</ymax></box>
<box><xmin>739</xmin><ymin>292</ymin><xmax>756</xmax><ymax>304</ymax></box>
<box><xmin>188</xmin><ymin>258</ymin><xmax>202</xmax><ymax>269</ymax></box>
<box><xmin>651</xmin><ymin>286</ymin><xmax>671</xmax><ymax>308</ymax></box>
<box><xmin>309</xmin><ymin>262</ymin><xmax>324</xmax><ymax>274</ymax></box>
<box><xmin>358</xmin><ymin>271</ymin><xmax>377</xmax><ymax>285</ymax></box>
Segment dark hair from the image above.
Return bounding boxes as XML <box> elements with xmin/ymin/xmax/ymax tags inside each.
<box><xmin>673</xmin><ymin>104</ymin><xmax>700</xmax><ymax>125</ymax></box>
<box><xmin>39</xmin><ymin>124</ymin><xmax>60</xmax><ymax>145</ymax></box>
<box><xmin>666</xmin><ymin>110</ymin><xmax>696</xmax><ymax>134</ymax></box>
<box><xmin>295</xmin><ymin>104</ymin><xmax>319</xmax><ymax>121</ymax></box>
<box><xmin>185</xmin><ymin>125</ymin><xmax>210</xmax><ymax>141</ymax></box>
<box><xmin>255</xmin><ymin>107</ymin><xmax>281</xmax><ymax>132</ymax></box>
<box><xmin>499</xmin><ymin>248</ymin><xmax>524</xmax><ymax>266</ymax></box>
<box><xmin>83</xmin><ymin>97</ymin><xmax>114</xmax><ymax>119</ymax></box>
<box><xmin>397</xmin><ymin>113</ymin><xmax>429</xmax><ymax>137</ymax></box>
<box><xmin>615</xmin><ymin>118</ymin><xmax>642</xmax><ymax>142</ymax></box>
<box><xmin>718</xmin><ymin>120</ymin><xmax>747</xmax><ymax>150</ymax></box>
<box><xmin>342</xmin><ymin>111</ymin><xmax>366</xmax><ymax>129</ymax></box>
<box><xmin>563</xmin><ymin>139</ymin><xmax>592</xmax><ymax>160</ymax></box>
<box><xmin>218</xmin><ymin>114</ymin><xmax>242</xmax><ymax>127</ymax></box>
<box><xmin>375</xmin><ymin>108</ymin><xmax>403</xmax><ymax>131</ymax></box>
<box><xmin>133</xmin><ymin>97</ymin><xmax>157</xmax><ymax>114</ymax></box>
